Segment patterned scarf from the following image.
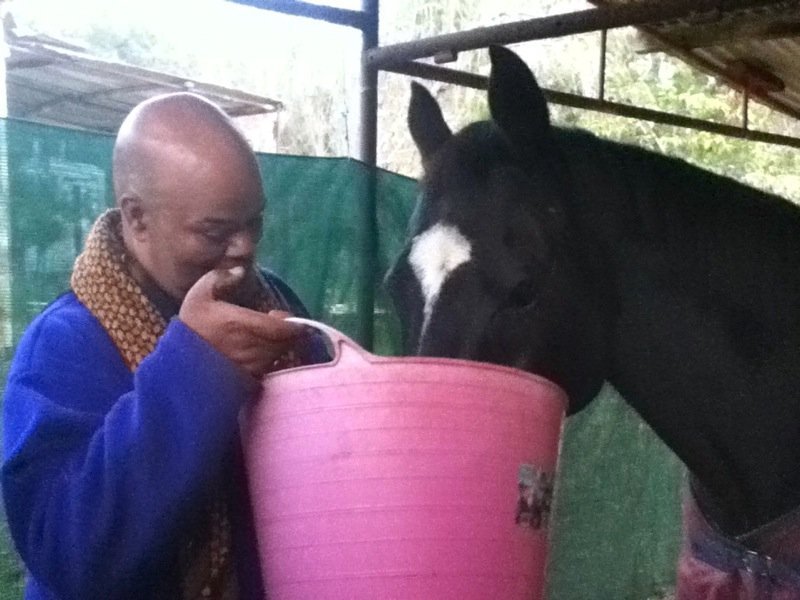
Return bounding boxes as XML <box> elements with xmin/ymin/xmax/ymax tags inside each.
<box><xmin>71</xmin><ymin>208</ymin><xmax>294</xmax><ymax>599</ymax></box>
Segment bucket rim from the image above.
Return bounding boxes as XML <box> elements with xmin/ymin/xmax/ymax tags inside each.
<box><xmin>268</xmin><ymin>317</ymin><xmax>569</xmax><ymax>410</ymax></box>
<box><xmin>267</xmin><ymin>351</ymin><xmax>568</xmax><ymax>405</ymax></box>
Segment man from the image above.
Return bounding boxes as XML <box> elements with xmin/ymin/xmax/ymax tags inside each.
<box><xmin>2</xmin><ymin>93</ymin><xmax>327</xmax><ymax>599</ymax></box>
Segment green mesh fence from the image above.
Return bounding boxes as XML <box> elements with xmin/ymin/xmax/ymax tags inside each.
<box><xmin>0</xmin><ymin>118</ymin><xmax>683</xmax><ymax>600</ymax></box>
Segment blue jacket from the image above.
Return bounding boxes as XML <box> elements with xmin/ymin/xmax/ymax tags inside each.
<box><xmin>2</xmin><ymin>274</ymin><xmax>324</xmax><ymax>599</ymax></box>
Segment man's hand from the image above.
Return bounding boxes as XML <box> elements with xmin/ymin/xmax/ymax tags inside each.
<box><xmin>179</xmin><ymin>267</ymin><xmax>308</xmax><ymax>378</ymax></box>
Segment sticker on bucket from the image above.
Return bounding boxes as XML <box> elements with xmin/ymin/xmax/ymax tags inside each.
<box><xmin>515</xmin><ymin>464</ymin><xmax>555</xmax><ymax>529</ymax></box>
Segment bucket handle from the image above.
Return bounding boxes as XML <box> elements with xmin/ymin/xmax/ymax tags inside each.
<box><xmin>285</xmin><ymin>316</ymin><xmax>374</xmax><ymax>365</ymax></box>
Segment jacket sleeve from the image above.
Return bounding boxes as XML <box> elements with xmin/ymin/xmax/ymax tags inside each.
<box><xmin>2</xmin><ymin>305</ymin><xmax>257</xmax><ymax>600</ymax></box>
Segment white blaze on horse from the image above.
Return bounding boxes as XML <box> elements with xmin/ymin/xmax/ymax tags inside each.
<box><xmin>408</xmin><ymin>222</ymin><xmax>472</xmax><ymax>333</ymax></box>
<box><xmin>386</xmin><ymin>45</ymin><xmax>800</xmax><ymax>598</ymax></box>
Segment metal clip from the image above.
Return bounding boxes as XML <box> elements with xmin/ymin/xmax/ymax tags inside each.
<box><xmin>743</xmin><ymin>547</ymin><xmax>773</xmax><ymax>578</ymax></box>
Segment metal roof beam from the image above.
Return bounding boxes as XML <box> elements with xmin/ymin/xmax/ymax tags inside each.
<box><xmin>385</xmin><ymin>60</ymin><xmax>800</xmax><ymax>150</ymax></box>
<box><xmin>635</xmin><ymin>5</ymin><xmax>800</xmax><ymax>50</ymax></box>
<box><xmin>366</xmin><ymin>0</ymin><xmax>792</xmax><ymax>69</ymax></box>
<box><xmin>227</xmin><ymin>0</ymin><xmax>367</xmax><ymax>30</ymax></box>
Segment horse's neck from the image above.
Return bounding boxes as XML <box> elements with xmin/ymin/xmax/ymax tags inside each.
<box><xmin>561</xmin><ymin>130</ymin><xmax>800</xmax><ymax>534</ymax></box>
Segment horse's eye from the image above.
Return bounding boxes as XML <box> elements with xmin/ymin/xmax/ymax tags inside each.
<box><xmin>506</xmin><ymin>278</ymin><xmax>537</xmax><ymax>308</ymax></box>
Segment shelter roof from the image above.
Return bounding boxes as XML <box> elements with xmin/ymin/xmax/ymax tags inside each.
<box><xmin>592</xmin><ymin>0</ymin><xmax>800</xmax><ymax>121</ymax></box>
<box><xmin>5</xmin><ymin>32</ymin><xmax>281</xmax><ymax>133</ymax></box>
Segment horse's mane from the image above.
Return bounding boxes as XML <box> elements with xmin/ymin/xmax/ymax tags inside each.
<box><xmin>553</xmin><ymin>127</ymin><xmax>800</xmax><ymax>323</ymax></box>
<box><xmin>557</xmin><ymin>126</ymin><xmax>800</xmax><ymax>230</ymax></box>
<box><xmin>436</xmin><ymin>119</ymin><xmax>800</xmax><ymax>321</ymax></box>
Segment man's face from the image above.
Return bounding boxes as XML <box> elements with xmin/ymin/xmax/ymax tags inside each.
<box><xmin>135</xmin><ymin>150</ymin><xmax>265</xmax><ymax>301</ymax></box>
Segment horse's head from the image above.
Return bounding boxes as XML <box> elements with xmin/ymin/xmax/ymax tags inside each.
<box><xmin>386</xmin><ymin>46</ymin><xmax>611</xmax><ymax>413</ymax></box>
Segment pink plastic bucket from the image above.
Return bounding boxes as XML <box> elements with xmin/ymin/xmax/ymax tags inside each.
<box><xmin>241</xmin><ymin>319</ymin><xmax>567</xmax><ymax>599</ymax></box>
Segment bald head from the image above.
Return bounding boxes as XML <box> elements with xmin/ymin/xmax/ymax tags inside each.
<box><xmin>113</xmin><ymin>92</ymin><xmax>259</xmax><ymax>206</ymax></box>
<box><xmin>113</xmin><ymin>93</ymin><xmax>267</xmax><ymax>301</ymax></box>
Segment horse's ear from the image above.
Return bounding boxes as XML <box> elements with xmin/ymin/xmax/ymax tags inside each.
<box><xmin>488</xmin><ymin>45</ymin><xmax>550</xmax><ymax>147</ymax></box>
<box><xmin>408</xmin><ymin>82</ymin><xmax>452</xmax><ymax>163</ymax></box>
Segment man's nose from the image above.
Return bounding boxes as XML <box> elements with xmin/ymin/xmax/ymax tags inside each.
<box><xmin>226</xmin><ymin>230</ymin><xmax>257</xmax><ymax>259</ymax></box>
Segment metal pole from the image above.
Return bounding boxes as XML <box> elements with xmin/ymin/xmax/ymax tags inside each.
<box><xmin>384</xmin><ymin>61</ymin><xmax>800</xmax><ymax>150</ymax></box>
<box><xmin>742</xmin><ymin>86</ymin><xmax>750</xmax><ymax>130</ymax></box>
<box><xmin>358</xmin><ymin>0</ymin><xmax>379</xmax><ymax>350</ymax></box>
<box><xmin>0</xmin><ymin>5</ymin><xmax>12</xmax><ymax>353</ymax></box>
<box><xmin>360</xmin><ymin>0</ymin><xmax>379</xmax><ymax>165</ymax></box>
<box><xmin>598</xmin><ymin>29</ymin><xmax>607</xmax><ymax>101</ymax></box>
<box><xmin>228</xmin><ymin>0</ymin><xmax>366</xmax><ymax>29</ymax></box>
<box><xmin>365</xmin><ymin>0</ymin><xmax>785</xmax><ymax>69</ymax></box>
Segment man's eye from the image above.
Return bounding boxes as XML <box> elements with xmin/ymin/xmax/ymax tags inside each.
<box><xmin>201</xmin><ymin>229</ymin><xmax>229</xmax><ymax>244</ymax></box>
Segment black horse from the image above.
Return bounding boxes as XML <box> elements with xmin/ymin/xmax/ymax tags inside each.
<box><xmin>386</xmin><ymin>45</ymin><xmax>800</xmax><ymax>595</ymax></box>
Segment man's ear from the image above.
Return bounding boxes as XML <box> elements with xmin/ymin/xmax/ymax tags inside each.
<box><xmin>119</xmin><ymin>196</ymin><xmax>147</xmax><ymax>239</ymax></box>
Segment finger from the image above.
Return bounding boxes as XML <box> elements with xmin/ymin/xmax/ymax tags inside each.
<box><xmin>231</xmin><ymin>339</ymin><xmax>295</xmax><ymax>364</ymax></box>
<box><xmin>239</xmin><ymin>347</ymin><xmax>294</xmax><ymax>379</ymax></box>
<box><xmin>271</xmin><ymin>310</ymin><xmax>316</xmax><ymax>336</ymax></box>
<box><xmin>211</xmin><ymin>266</ymin><xmax>246</xmax><ymax>300</ymax></box>
<box><xmin>184</xmin><ymin>267</ymin><xmax>246</xmax><ymax>304</ymax></box>
<box><xmin>225</xmin><ymin>308</ymin><xmax>309</xmax><ymax>342</ymax></box>
<box><xmin>268</xmin><ymin>310</ymin><xmax>292</xmax><ymax>320</ymax></box>
<box><xmin>258</xmin><ymin>313</ymin><xmax>310</xmax><ymax>341</ymax></box>
<box><xmin>229</xmin><ymin>346</ymin><xmax>278</xmax><ymax>377</ymax></box>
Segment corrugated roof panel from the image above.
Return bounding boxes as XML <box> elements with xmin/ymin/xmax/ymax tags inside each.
<box><xmin>4</xmin><ymin>36</ymin><xmax>282</xmax><ymax>133</ymax></box>
<box><xmin>592</xmin><ymin>0</ymin><xmax>800</xmax><ymax>122</ymax></box>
